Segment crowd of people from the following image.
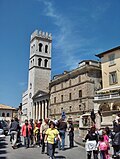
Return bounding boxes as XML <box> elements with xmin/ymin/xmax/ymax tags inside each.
<box><xmin>84</xmin><ymin>113</ymin><xmax>120</xmax><ymax>159</ymax></box>
<box><xmin>9</xmin><ymin>117</ymin><xmax>74</xmax><ymax>159</ymax></box>
<box><xmin>7</xmin><ymin>112</ymin><xmax>120</xmax><ymax>159</ymax></box>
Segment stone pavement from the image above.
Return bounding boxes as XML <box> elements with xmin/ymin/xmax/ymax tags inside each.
<box><xmin>0</xmin><ymin>135</ymin><xmax>86</xmax><ymax>159</ymax></box>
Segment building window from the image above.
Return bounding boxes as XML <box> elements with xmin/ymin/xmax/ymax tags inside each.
<box><xmin>61</xmin><ymin>95</ymin><xmax>63</xmax><ymax>102</ymax></box>
<box><xmin>109</xmin><ymin>71</ymin><xmax>117</xmax><ymax>85</ymax></box>
<box><xmin>61</xmin><ymin>83</ymin><xmax>63</xmax><ymax>89</ymax></box>
<box><xmin>79</xmin><ymin>90</ymin><xmax>82</xmax><ymax>97</ymax></box>
<box><xmin>69</xmin><ymin>106</ymin><xmax>72</xmax><ymax>112</ymax></box>
<box><xmin>69</xmin><ymin>79</ymin><xmax>71</xmax><ymax>86</ymax></box>
<box><xmin>30</xmin><ymin>83</ymin><xmax>32</xmax><ymax>89</ymax></box>
<box><xmin>2</xmin><ymin>112</ymin><xmax>5</xmax><ymax>117</ymax></box>
<box><xmin>69</xmin><ymin>93</ymin><xmax>72</xmax><ymax>100</ymax></box>
<box><xmin>54</xmin><ymin>108</ymin><xmax>56</xmax><ymax>114</ymax></box>
<box><xmin>54</xmin><ymin>97</ymin><xmax>56</xmax><ymax>103</ymax></box>
<box><xmin>38</xmin><ymin>58</ymin><xmax>42</xmax><ymax>66</ymax></box>
<box><xmin>7</xmin><ymin>113</ymin><xmax>9</xmax><ymax>117</ymax></box>
<box><xmin>29</xmin><ymin>93</ymin><xmax>32</xmax><ymax>98</ymax></box>
<box><xmin>45</xmin><ymin>45</ymin><xmax>48</xmax><ymax>53</ymax></box>
<box><xmin>39</xmin><ymin>43</ymin><xmax>43</xmax><ymax>52</ymax></box>
<box><xmin>78</xmin><ymin>75</ymin><xmax>81</xmax><ymax>83</ymax></box>
<box><xmin>44</xmin><ymin>59</ymin><xmax>48</xmax><ymax>67</ymax></box>
<box><xmin>79</xmin><ymin>105</ymin><xmax>81</xmax><ymax>110</ymax></box>
<box><xmin>109</xmin><ymin>54</ymin><xmax>115</xmax><ymax>66</ymax></box>
<box><xmin>54</xmin><ymin>85</ymin><xmax>56</xmax><ymax>92</ymax></box>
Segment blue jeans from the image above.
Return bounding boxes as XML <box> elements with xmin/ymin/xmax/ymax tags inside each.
<box><xmin>100</xmin><ymin>151</ymin><xmax>106</xmax><ymax>159</ymax></box>
<box><xmin>48</xmin><ymin>143</ymin><xmax>55</xmax><ymax>159</ymax></box>
<box><xmin>24</xmin><ymin>137</ymin><xmax>30</xmax><ymax>148</ymax></box>
<box><xmin>58</xmin><ymin>130</ymin><xmax>65</xmax><ymax>150</ymax></box>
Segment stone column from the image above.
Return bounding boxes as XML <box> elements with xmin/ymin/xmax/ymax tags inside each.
<box><xmin>110</xmin><ymin>102</ymin><xmax>113</xmax><ymax>110</ymax></box>
<box><xmin>42</xmin><ymin>101</ymin><xmax>44</xmax><ymax>120</ymax></box>
<box><xmin>38</xmin><ymin>102</ymin><xmax>40</xmax><ymax>119</ymax></box>
<box><xmin>40</xmin><ymin>101</ymin><xmax>42</xmax><ymax>119</ymax></box>
<box><xmin>45</xmin><ymin>100</ymin><xmax>48</xmax><ymax>118</ymax></box>
<box><xmin>32</xmin><ymin>103</ymin><xmax>35</xmax><ymax>120</ymax></box>
<box><xmin>37</xmin><ymin>102</ymin><xmax>39</xmax><ymax>120</ymax></box>
<box><xmin>34</xmin><ymin>102</ymin><xmax>36</xmax><ymax>120</ymax></box>
<box><xmin>36</xmin><ymin>102</ymin><xmax>38</xmax><ymax>120</ymax></box>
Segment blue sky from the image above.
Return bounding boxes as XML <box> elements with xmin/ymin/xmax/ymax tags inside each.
<box><xmin>0</xmin><ymin>0</ymin><xmax>120</xmax><ymax>107</ymax></box>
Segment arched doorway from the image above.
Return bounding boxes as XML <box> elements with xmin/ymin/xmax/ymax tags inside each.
<box><xmin>112</xmin><ymin>102</ymin><xmax>120</xmax><ymax>111</ymax></box>
<box><xmin>99</xmin><ymin>103</ymin><xmax>110</xmax><ymax>111</ymax></box>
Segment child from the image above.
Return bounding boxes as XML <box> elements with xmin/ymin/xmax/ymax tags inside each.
<box><xmin>102</xmin><ymin>129</ymin><xmax>110</xmax><ymax>159</ymax></box>
<box><xmin>98</xmin><ymin>135</ymin><xmax>108</xmax><ymax>159</ymax></box>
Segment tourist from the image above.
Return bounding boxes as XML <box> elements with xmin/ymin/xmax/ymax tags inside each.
<box><xmin>68</xmin><ymin>121</ymin><xmax>74</xmax><ymax>148</ymax></box>
<box><xmin>29</xmin><ymin>119</ymin><xmax>34</xmax><ymax>146</ymax></box>
<box><xmin>98</xmin><ymin>135</ymin><xmax>108</xmax><ymax>159</ymax></box>
<box><xmin>112</xmin><ymin>118</ymin><xmax>120</xmax><ymax>158</ymax></box>
<box><xmin>45</xmin><ymin>121</ymin><xmax>59</xmax><ymax>159</ymax></box>
<box><xmin>84</xmin><ymin>126</ymin><xmax>98</xmax><ymax>159</ymax></box>
<box><xmin>33</xmin><ymin>120</ymin><xmax>39</xmax><ymax>146</ymax></box>
<box><xmin>40</xmin><ymin>118</ymin><xmax>49</xmax><ymax>154</ymax></box>
<box><xmin>57</xmin><ymin>118</ymin><xmax>67</xmax><ymax>150</ymax></box>
<box><xmin>102</xmin><ymin>129</ymin><xmax>110</xmax><ymax>159</ymax></box>
<box><xmin>21</xmin><ymin>119</ymin><xmax>32</xmax><ymax>148</ymax></box>
<box><xmin>90</xmin><ymin>109</ymin><xmax>96</xmax><ymax>124</ymax></box>
<box><xmin>10</xmin><ymin>117</ymin><xmax>20</xmax><ymax>149</ymax></box>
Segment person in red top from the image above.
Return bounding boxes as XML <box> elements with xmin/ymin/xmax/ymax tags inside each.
<box><xmin>22</xmin><ymin>119</ymin><xmax>32</xmax><ymax>148</ymax></box>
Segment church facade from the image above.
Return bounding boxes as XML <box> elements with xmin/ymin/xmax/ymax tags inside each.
<box><xmin>22</xmin><ymin>30</ymin><xmax>52</xmax><ymax>121</ymax></box>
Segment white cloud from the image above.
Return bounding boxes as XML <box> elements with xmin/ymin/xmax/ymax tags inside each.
<box><xmin>37</xmin><ymin>0</ymin><xmax>110</xmax><ymax>71</ymax></box>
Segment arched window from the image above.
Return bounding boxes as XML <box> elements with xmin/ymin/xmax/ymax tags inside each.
<box><xmin>38</xmin><ymin>58</ymin><xmax>42</xmax><ymax>66</ymax></box>
<box><xmin>45</xmin><ymin>45</ymin><xmax>48</xmax><ymax>53</ymax></box>
<box><xmin>39</xmin><ymin>43</ymin><xmax>43</xmax><ymax>52</ymax></box>
<box><xmin>2</xmin><ymin>112</ymin><xmax>5</xmax><ymax>117</ymax></box>
<box><xmin>44</xmin><ymin>59</ymin><xmax>48</xmax><ymax>67</ymax></box>
<box><xmin>7</xmin><ymin>113</ymin><xmax>9</xmax><ymax>117</ymax></box>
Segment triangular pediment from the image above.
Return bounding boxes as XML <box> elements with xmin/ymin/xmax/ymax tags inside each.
<box><xmin>32</xmin><ymin>90</ymin><xmax>48</xmax><ymax>99</ymax></box>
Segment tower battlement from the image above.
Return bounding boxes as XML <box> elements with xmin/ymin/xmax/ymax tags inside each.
<box><xmin>31</xmin><ymin>30</ymin><xmax>52</xmax><ymax>41</ymax></box>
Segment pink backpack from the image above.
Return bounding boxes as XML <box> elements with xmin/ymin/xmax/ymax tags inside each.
<box><xmin>99</xmin><ymin>141</ymin><xmax>108</xmax><ymax>151</ymax></box>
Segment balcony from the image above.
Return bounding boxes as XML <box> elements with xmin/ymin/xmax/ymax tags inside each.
<box><xmin>94</xmin><ymin>92</ymin><xmax>120</xmax><ymax>101</ymax></box>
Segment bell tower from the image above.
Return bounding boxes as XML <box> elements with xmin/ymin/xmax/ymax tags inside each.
<box><xmin>28</xmin><ymin>30</ymin><xmax>52</xmax><ymax>97</ymax></box>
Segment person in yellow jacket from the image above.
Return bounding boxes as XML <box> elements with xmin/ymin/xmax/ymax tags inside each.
<box><xmin>33</xmin><ymin>120</ymin><xmax>39</xmax><ymax>146</ymax></box>
<box><xmin>45</xmin><ymin>121</ymin><xmax>60</xmax><ymax>159</ymax></box>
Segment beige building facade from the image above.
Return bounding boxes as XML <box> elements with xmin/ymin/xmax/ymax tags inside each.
<box><xmin>94</xmin><ymin>46</ymin><xmax>120</xmax><ymax>126</ymax></box>
<box><xmin>0</xmin><ymin>104</ymin><xmax>16</xmax><ymax>121</ymax></box>
<box><xmin>49</xmin><ymin>60</ymin><xmax>101</xmax><ymax>121</ymax></box>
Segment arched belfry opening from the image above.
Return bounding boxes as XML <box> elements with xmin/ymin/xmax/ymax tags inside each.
<box><xmin>45</xmin><ymin>45</ymin><xmax>48</xmax><ymax>53</ymax></box>
<box><xmin>44</xmin><ymin>59</ymin><xmax>48</xmax><ymax>67</ymax></box>
<box><xmin>39</xmin><ymin>43</ymin><xmax>43</xmax><ymax>52</ymax></box>
<box><xmin>38</xmin><ymin>58</ymin><xmax>42</xmax><ymax>66</ymax></box>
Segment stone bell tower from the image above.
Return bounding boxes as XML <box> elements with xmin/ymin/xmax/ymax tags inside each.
<box><xmin>28</xmin><ymin>30</ymin><xmax>52</xmax><ymax>98</ymax></box>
